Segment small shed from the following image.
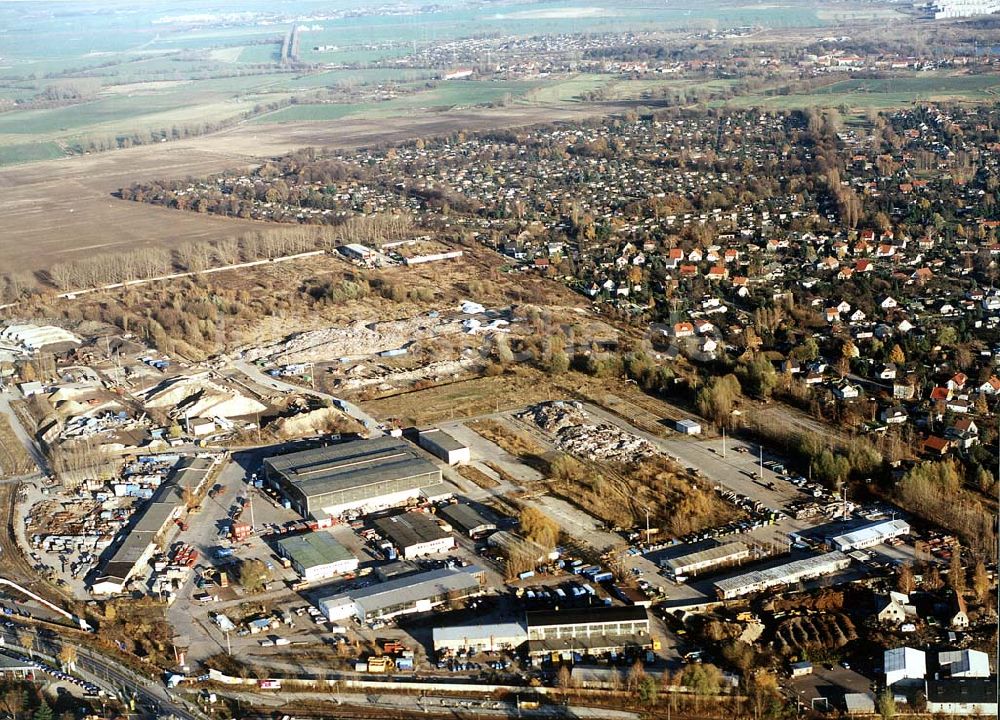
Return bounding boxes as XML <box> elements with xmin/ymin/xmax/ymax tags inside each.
<box><xmin>790</xmin><ymin>661</ymin><xmax>813</xmax><ymax>677</ymax></box>
<box><xmin>675</xmin><ymin>419</ymin><xmax>702</xmax><ymax>435</ymax></box>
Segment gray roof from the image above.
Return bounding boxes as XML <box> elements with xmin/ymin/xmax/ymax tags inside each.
<box><xmin>319</xmin><ymin>566</ymin><xmax>482</xmax><ymax>617</ymax></box>
<box><xmin>265</xmin><ymin>437</ymin><xmax>441</xmax><ymax>501</ymax></box>
<box><xmin>277</xmin><ymin>532</ymin><xmax>355</xmax><ymax>570</ymax></box>
<box><xmin>432</xmin><ymin>621</ymin><xmax>527</xmax><ymax>644</ymax></box>
<box><xmin>375</xmin><ymin>511</ymin><xmax>450</xmax><ymax>550</ymax></box>
<box><xmin>662</xmin><ymin>540</ymin><xmax>750</xmax><ymax>574</ymax></box>
<box><xmin>419</xmin><ymin>428</ymin><xmax>467</xmax><ymax>453</ymax></box>
<box><xmin>437</xmin><ymin>503</ymin><xmax>496</xmax><ymax>535</ymax></box>
<box><xmin>96</xmin><ymin>457</ymin><xmax>212</xmax><ymax>583</ymax></box>
<box><xmin>844</xmin><ymin>693</ymin><xmax>876</xmax><ymax>713</ymax></box>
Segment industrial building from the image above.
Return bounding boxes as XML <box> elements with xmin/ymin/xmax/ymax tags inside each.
<box><xmin>0</xmin><ymin>323</ymin><xmax>81</xmax><ymax>353</ymax></box>
<box><xmin>418</xmin><ymin>429</ymin><xmax>470</xmax><ymax>465</ymax></box>
<box><xmin>263</xmin><ymin>437</ymin><xmax>445</xmax><ymax>519</ymax></box>
<box><xmin>828</xmin><ymin>519</ymin><xmax>910</xmax><ymax>552</ymax></box>
<box><xmin>275</xmin><ymin>532</ymin><xmax>358</xmax><ymax>582</ymax></box>
<box><xmin>713</xmin><ymin>551</ymin><xmax>851</xmax><ymax>599</ymax></box>
<box><xmin>660</xmin><ymin>540</ymin><xmax>751</xmax><ymax>578</ymax></box>
<box><xmin>91</xmin><ymin>457</ymin><xmax>214</xmax><ymax>596</ymax></box>
<box><xmin>318</xmin><ymin>565</ymin><xmax>484</xmax><ymax>624</ymax></box>
<box><xmin>432</xmin><ymin>621</ymin><xmax>528</xmax><ymax>653</ymax></box>
<box><xmin>374</xmin><ymin>511</ymin><xmax>455</xmax><ymax>559</ymax></box>
<box><xmin>525</xmin><ymin>606</ymin><xmax>651</xmax><ymax>659</ymax></box>
<box><xmin>437</xmin><ymin>502</ymin><xmax>496</xmax><ymax>538</ymax></box>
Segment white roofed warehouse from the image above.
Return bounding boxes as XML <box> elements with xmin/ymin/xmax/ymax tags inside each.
<box><xmin>432</xmin><ymin>621</ymin><xmax>528</xmax><ymax>653</ymax></box>
<box><xmin>713</xmin><ymin>552</ymin><xmax>851</xmax><ymax>600</ymax></box>
<box><xmin>318</xmin><ymin>565</ymin><xmax>485</xmax><ymax>624</ymax></box>
<box><xmin>263</xmin><ymin>437</ymin><xmax>444</xmax><ymax>519</ymax></box>
<box><xmin>829</xmin><ymin>519</ymin><xmax>910</xmax><ymax>552</ymax></box>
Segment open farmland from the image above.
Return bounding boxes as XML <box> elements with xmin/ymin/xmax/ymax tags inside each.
<box><xmin>0</xmin><ymin>96</ymin><xmax>641</xmax><ymax>277</ymax></box>
<box><xmin>724</xmin><ymin>72</ymin><xmax>1000</xmax><ymax>111</ymax></box>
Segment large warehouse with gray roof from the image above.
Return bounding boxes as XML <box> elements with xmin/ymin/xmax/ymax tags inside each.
<box><xmin>263</xmin><ymin>437</ymin><xmax>445</xmax><ymax>519</ymax></box>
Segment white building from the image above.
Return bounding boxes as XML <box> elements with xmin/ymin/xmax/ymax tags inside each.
<box><xmin>713</xmin><ymin>552</ymin><xmax>851</xmax><ymax>599</ymax></box>
<box><xmin>884</xmin><ymin>647</ymin><xmax>926</xmax><ymax>688</ymax></box>
<box><xmin>432</xmin><ymin>621</ymin><xmax>527</xmax><ymax>653</ymax></box>
<box><xmin>418</xmin><ymin>429</ymin><xmax>471</xmax><ymax>465</ymax></box>
<box><xmin>939</xmin><ymin>649</ymin><xmax>991</xmax><ymax>678</ymax></box>
<box><xmin>829</xmin><ymin>519</ymin><xmax>910</xmax><ymax>552</ymax></box>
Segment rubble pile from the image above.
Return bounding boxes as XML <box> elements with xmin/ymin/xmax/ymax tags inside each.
<box><xmin>517</xmin><ymin>401</ymin><xmax>658</xmax><ymax>463</ymax></box>
<box><xmin>240</xmin><ymin>315</ymin><xmax>466</xmax><ymax>365</ymax></box>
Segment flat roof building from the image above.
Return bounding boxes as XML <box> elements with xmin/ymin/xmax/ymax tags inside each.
<box><xmin>526</xmin><ymin>606</ymin><xmax>650</xmax><ymax>658</ymax></box>
<box><xmin>437</xmin><ymin>502</ymin><xmax>496</xmax><ymax>538</ymax></box>
<box><xmin>926</xmin><ymin>677</ymin><xmax>998</xmax><ymax>716</ymax></box>
<box><xmin>713</xmin><ymin>551</ymin><xmax>851</xmax><ymax>600</ymax></box>
<box><xmin>275</xmin><ymin>531</ymin><xmax>358</xmax><ymax>583</ymax></box>
<box><xmin>91</xmin><ymin>457</ymin><xmax>214</xmax><ymax>596</ymax></box>
<box><xmin>263</xmin><ymin>437</ymin><xmax>444</xmax><ymax>519</ymax></box>
<box><xmin>661</xmin><ymin>540</ymin><xmax>751</xmax><ymax>578</ymax></box>
<box><xmin>374</xmin><ymin>511</ymin><xmax>455</xmax><ymax>559</ymax></box>
<box><xmin>432</xmin><ymin>621</ymin><xmax>528</xmax><ymax>653</ymax></box>
<box><xmin>418</xmin><ymin>429</ymin><xmax>470</xmax><ymax>465</ymax></box>
<box><xmin>829</xmin><ymin>519</ymin><xmax>910</xmax><ymax>552</ymax></box>
<box><xmin>318</xmin><ymin>565</ymin><xmax>484</xmax><ymax>624</ymax></box>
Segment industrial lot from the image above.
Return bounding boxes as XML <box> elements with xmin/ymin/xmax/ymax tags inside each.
<box><xmin>4</xmin><ymin>314</ymin><xmax>992</xmax><ymax>720</ymax></box>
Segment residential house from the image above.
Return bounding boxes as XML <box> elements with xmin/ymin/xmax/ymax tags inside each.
<box><xmin>922</xmin><ymin>436</ymin><xmax>951</xmax><ymax>456</ymax></box>
<box><xmin>880</xmin><ymin>407</ymin><xmax>908</xmax><ymax>425</ymax></box>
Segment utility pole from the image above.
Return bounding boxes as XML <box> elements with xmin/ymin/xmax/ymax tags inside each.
<box><xmin>722</xmin><ymin>426</ymin><xmax>727</xmax><ymax>458</ymax></box>
<box><xmin>645</xmin><ymin>507</ymin><xmax>651</xmax><ymax>546</ymax></box>
<box><xmin>759</xmin><ymin>444</ymin><xmax>764</xmax><ymax>479</ymax></box>
<box><xmin>248</xmin><ymin>488</ymin><xmax>255</xmax><ymax>532</ymax></box>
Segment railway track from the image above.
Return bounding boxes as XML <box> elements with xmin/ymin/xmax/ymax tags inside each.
<box><xmin>0</xmin><ymin>483</ymin><xmax>67</xmax><ymax>607</ymax></box>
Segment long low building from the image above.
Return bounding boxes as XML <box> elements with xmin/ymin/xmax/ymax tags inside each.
<box><xmin>91</xmin><ymin>457</ymin><xmax>214</xmax><ymax>596</ymax></box>
<box><xmin>374</xmin><ymin>511</ymin><xmax>455</xmax><ymax>559</ymax></box>
<box><xmin>526</xmin><ymin>606</ymin><xmax>651</xmax><ymax>659</ymax></box>
<box><xmin>432</xmin><ymin>621</ymin><xmax>528</xmax><ymax>653</ymax></box>
<box><xmin>263</xmin><ymin>437</ymin><xmax>445</xmax><ymax>519</ymax></box>
<box><xmin>318</xmin><ymin>565</ymin><xmax>484</xmax><ymax>624</ymax></box>
<box><xmin>829</xmin><ymin>519</ymin><xmax>910</xmax><ymax>552</ymax></box>
<box><xmin>275</xmin><ymin>531</ymin><xmax>358</xmax><ymax>583</ymax></box>
<box><xmin>713</xmin><ymin>551</ymin><xmax>851</xmax><ymax>600</ymax></box>
<box><xmin>661</xmin><ymin>540</ymin><xmax>751</xmax><ymax>578</ymax></box>
<box><xmin>437</xmin><ymin>502</ymin><xmax>497</xmax><ymax>538</ymax></box>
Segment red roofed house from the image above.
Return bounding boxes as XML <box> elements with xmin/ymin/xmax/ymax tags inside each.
<box><xmin>673</xmin><ymin>322</ymin><xmax>695</xmax><ymax>338</ymax></box>
<box><xmin>922</xmin><ymin>436</ymin><xmax>951</xmax><ymax>456</ymax></box>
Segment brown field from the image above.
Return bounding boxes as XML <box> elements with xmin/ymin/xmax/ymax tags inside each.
<box><xmin>0</xmin><ymin>100</ymin><xmax>634</xmax><ymax>278</ymax></box>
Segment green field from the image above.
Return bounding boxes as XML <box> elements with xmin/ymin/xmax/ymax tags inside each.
<box><xmin>255</xmin><ymin>80</ymin><xmax>544</xmax><ymax>123</ymax></box>
<box><xmin>0</xmin><ymin>142</ymin><xmax>66</xmax><ymax>165</ymax></box>
<box><xmin>723</xmin><ymin>73</ymin><xmax>1000</xmax><ymax>111</ymax></box>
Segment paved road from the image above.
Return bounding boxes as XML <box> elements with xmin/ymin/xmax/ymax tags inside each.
<box><xmin>231</xmin><ymin>360</ymin><xmax>382</xmax><ymax>434</ymax></box>
<box><xmin>0</xmin><ymin>389</ymin><xmax>50</xmax><ymax>476</ymax></box>
<box><xmin>0</xmin><ymin>624</ymin><xmax>206</xmax><ymax>720</ymax></box>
